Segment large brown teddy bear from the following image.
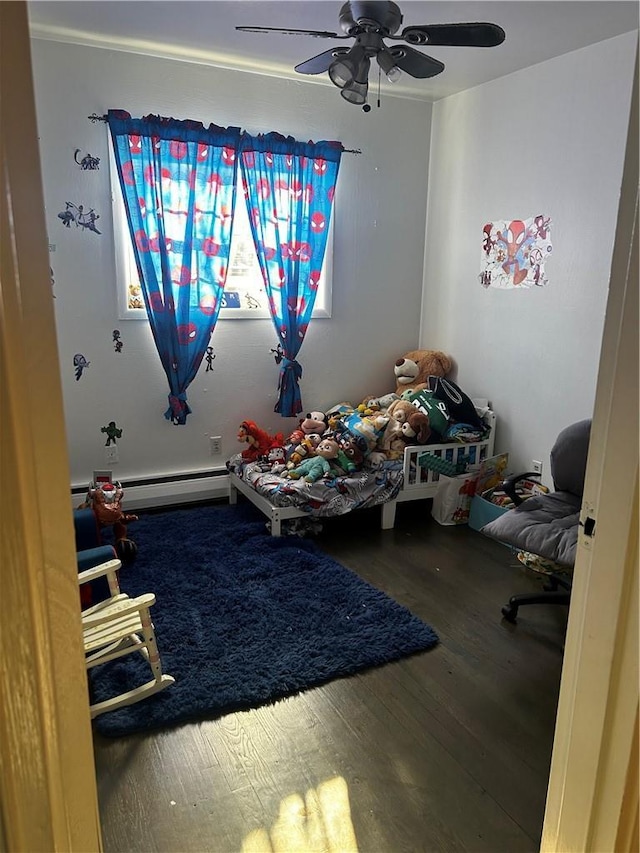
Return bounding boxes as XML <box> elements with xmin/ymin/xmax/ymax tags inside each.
<box><xmin>394</xmin><ymin>349</ymin><xmax>452</xmax><ymax>397</ymax></box>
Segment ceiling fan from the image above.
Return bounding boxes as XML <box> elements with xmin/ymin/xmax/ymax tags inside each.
<box><xmin>236</xmin><ymin>1</ymin><xmax>505</xmax><ymax>108</ymax></box>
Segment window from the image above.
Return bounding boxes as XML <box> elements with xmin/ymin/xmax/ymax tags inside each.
<box><xmin>109</xmin><ymin>147</ymin><xmax>332</xmax><ymax>321</ymax></box>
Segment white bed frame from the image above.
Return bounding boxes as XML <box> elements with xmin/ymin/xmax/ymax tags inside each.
<box><xmin>229</xmin><ymin>410</ymin><xmax>496</xmax><ymax>536</ymax></box>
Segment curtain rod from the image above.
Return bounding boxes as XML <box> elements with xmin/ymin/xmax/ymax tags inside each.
<box><xmin>88</xmin><ymin>114</ymin><xmax>362</xmax><ymax>154</ymax></box>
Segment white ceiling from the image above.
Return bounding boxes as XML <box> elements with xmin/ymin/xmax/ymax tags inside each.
<box><xmin>27</xmin><ymin>1</ymin><xmax>639</xmax><ymax>101</ymax></box>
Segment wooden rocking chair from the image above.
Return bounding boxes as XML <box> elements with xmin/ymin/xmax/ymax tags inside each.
<box><xmin>78</xmin><ymin>559</ymin><xmax>174</xmax><ymax>718</ymax></box>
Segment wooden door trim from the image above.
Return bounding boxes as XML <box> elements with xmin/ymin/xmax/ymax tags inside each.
<box><xmin>0</xmin><ymin>3</ymin><xmax>102</xmax><ymax>850</ymax></box>
<box><xmin>541</xmin><ymin>51</ymin><xmax>639</xmax><ymax>853</ymax></box>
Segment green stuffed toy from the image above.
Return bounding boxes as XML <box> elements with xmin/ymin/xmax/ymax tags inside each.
<box><xmin>286</xmin><ymin>438</ymin><xmax>339</xmax><ymax>483</ymax></box>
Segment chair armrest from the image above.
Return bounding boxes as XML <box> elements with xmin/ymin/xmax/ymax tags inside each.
<box><xmin>501</xmin><ymin>472</ymin><xmax>541</xmax><ymax>507</ymax></box>
<box><xmin>81</xmin><ymin>593</ymin><xmax>156</xmax><ymax>629</ymax></box>
<box><xmin>78</xmin><ymin>559</ymin><xmax>122</xmax><ymax>586</ymax></box>
<box><xmin>77</xmin><ymin>545</ymin><xmax>117</xmax><ymax>574</ymax></box>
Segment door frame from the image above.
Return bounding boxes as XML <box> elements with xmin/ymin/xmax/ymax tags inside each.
<box><xmin>541</xmin><ymin>50</ymin><xmax>639</xmax><ymax>853</ymax></box>
<box><xmin>0</xmin><ymin>3</ymin><xmax>102</xmax><ymax>850</ymax></box>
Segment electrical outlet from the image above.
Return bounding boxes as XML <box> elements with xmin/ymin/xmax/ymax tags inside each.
<box><xmin>105</xmin><ymin>445</ymin><xmax>119</xmax><ymax>464</ymax></box>
<box><xmin>210</xmin><ymin>436</ymin><xmax>222</xmax><ymax>456</ymax></box>
<box><xmin>532</xmin><ymin>460</ymin><xmax>543</xmax><ymax>475</ymax></box>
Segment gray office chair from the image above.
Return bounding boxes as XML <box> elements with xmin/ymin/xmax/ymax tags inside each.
<box><xmin>481</xmin><ymin>419</ymin><xmax>591</xmax><ymax>622</ymax></box>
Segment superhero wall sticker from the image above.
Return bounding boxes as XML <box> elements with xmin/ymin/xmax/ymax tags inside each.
<box><xmin>113</xmin><ymin>330</ymin><xmax>124</xmax><ymax>353</ymax></box>
<box><xmin>73</xmin><ymin>353</ymin><xmax>90</xmax><ymax>381</ymax></box>
<box><xmin>101</xmin><ymin>421</ymin><xmax>123</xmax><ymax>445</ymax></box>
<box><xmin>58</xmin><ymin>202</ymin><xmax>101</xmax><ymax>234</ymax></box>
<box><xmin>74</xmin><ymin>148</ymin><xmax>100</xmax><ymax>170</ymax></box>
<box><xmin>480</xmin><ymin>215</ymin><xmax>552</xmax><ymax>289</ymax></box>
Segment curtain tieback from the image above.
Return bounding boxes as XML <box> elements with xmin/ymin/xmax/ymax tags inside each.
<box><xmin>278</xmin><ymin>358</ymin><xmax>302</xmax><ymax>387</ymax></box>
<box><xmin>165</xmin><ymin>393</ymin><xmax>192</xmax><ymax>426</ymax></box>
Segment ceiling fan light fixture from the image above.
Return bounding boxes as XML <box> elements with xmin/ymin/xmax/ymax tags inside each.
<box><xmin>376</xmin><ymin>46</ymin><xmax>403</xmax><ymax>83</ymax></box>
<box><xmin>329</xmin><ymin>58</ymin><xmax>355</xmax><ymax>88</ymax></box>
<box><xmin>386</xmin><ymin>65</ymin><xmax>403</xmax><ymax>83</ymax></box>
<box><xmin>340</xmin><ymin>79</ymin><xmax>368</xmax><ymax>105</ymax></box>
<box><xmin>339</xmin><ymin>54</ymin><xmax>370</xmax><ymax>104</ymax></box>
<box><xmin>329</xmin><ymin>42</ymin><xmax>365</xmax><ymax>89</ymax></box>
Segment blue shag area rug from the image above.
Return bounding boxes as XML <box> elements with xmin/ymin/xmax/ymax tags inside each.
<box><xmin>91</xmin><ymin>502</ymin><xmax>439</xmax><ymax>737</ymax></box>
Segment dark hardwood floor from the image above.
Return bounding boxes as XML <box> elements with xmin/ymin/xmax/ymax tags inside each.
<box><xmin>93</xmin><ymin>499</ymin><xmax>567</xmax><ymax>853</ymax></box>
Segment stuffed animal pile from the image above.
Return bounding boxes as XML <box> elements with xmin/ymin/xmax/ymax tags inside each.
<box><xmin>234</xmin><ymin>349</ymin><xmax>488</xmax><ymax>478</ymax></box>
<box><xmin>237</xmin><ymin>420</ymin><xmax>284</xmax><ymax>462</ymax></box>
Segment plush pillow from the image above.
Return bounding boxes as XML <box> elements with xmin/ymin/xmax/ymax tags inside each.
<box><xmin>337</xmin><ymin>412</ymin><xmax>389</xmax><ymax>454</ymax></box>
<box><xmin>482</xmin><ymin>493</ymin><xmax>582</xmax><ymax>567</ymax></box>
<box><xmin>427</xmin><ymin>377</ymin><xmax>485</xmax><ymax>430</ymax></box>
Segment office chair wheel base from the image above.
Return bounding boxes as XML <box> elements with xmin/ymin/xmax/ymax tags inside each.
<box><xmin>502</xmin><ymin>604</ymin><xmax>518</xmax><ymax>623</ymax></box>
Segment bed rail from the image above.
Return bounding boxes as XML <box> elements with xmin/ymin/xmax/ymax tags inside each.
<box><xmin>380</xmin><ymin>409</ymin><xmax>497</xmax><ymax>528</ymax></box>
<box><xmin>402</xmin><ymin>410</ymin><xmax>496</xmax><ymax>493</ymax></box>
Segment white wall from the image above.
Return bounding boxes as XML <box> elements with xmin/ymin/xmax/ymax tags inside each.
<box><xmin>30</xmin><ymin>40</ymin><xmax>431</xmax><ymax>487</ymax></box>
<box><xmin>421</xmin><ymin>32</ymin><xmax>637</xmax><ymax>480</ymax></box>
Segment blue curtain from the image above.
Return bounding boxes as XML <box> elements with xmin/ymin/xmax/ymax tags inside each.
<box><xmin>239</xmin><ymin>133</ymin><xmax>341</xmax><ymax>417</ymax></box>
<box><xmin>108</xmin><ymin>110</ymin><xmax>241</xmax><ymax>424</ymax></box>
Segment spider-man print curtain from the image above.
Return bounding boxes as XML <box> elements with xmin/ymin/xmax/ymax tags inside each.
<box><xmin>239</xmin><ymin>133</ymin><xmax>341</xmax><ymax>417</ymax></box>
<box><xmin>108</xmin><ymin>110</ymin><xmax>241</xmax><ymax>424</ymax></box>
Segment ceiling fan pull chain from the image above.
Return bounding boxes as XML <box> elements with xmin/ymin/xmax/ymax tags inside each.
<box><xmin>377</xmin><ymin>64</ymin><xmax>381</xmax><ymax>108</ymax></box>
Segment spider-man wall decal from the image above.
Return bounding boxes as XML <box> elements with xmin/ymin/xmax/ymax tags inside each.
<box><xmin>271</xmin><ymin>343</ymin><xmax>284</xmax><ymax>364</ymax></box>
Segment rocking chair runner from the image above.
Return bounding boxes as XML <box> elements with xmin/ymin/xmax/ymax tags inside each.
<box><xmin>78</xmin><ymin>559</ymin><xmax>174</xmax><ymax>718</ymax></box>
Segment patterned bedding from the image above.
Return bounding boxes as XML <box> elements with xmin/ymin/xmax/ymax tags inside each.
<box><xmin>227</xmin><ymin>453</ymin><xmax>404</xmax><ymax>518</ymax></box>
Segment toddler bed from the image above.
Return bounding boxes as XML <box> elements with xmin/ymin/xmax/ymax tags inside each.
<box><xmin>228</xmin><ymin>409</ymin><xmax>496</xmax><ymax>535</ymax></box>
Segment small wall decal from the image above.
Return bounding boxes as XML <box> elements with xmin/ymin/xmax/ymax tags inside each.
<box><xmin>205</xmin><ymin>346</ymin><xmax>216</xmax><ymax>372</ymax></box>
<box><xmin>73</xmin><ymin>353</ymin><xmax>90</xmax><ymax>381</ymax></box>
<box><xmin>480</xmin><ymin>215</ymin><xmax>552</xmax><ymax>289</ymax></box>
<box><xmin>113</xmin><ymin>329</ymin><xmax>123</xmax><ymax>353</ymax></box>
<box><xmin>271</xmin><ymin>343</ymin><xmax>284</xmax><ymax>364</ymax></box>
<box><xmin>245</xmin><ymin>292</ymin><xmax>261</xmax><ymax>309</ymax></box>
<box><xmin>57</xmin><ymin>202</ymin><xmax>101</xmax><ymax>234</ymax></box>
<box><xmin>101</xmin><ymin>421</ymin><xmax>122</xmax><ymax>445</ymax></box>
<box><xmin>74</xmin><ymin>148</ymin><xmax>100</xmax><ymax>170</ymax></box>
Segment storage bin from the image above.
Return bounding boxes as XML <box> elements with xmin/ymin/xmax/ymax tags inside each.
<box><xmin>468</xmin><ymin>494</ymin><xmax>510</xmax><ymax>532</ymax></box>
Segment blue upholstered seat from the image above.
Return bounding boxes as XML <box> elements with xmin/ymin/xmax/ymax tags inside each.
<box><xmin>74</xmin><ymin>508</ymin><xmax>117</xmax><ymax>604</ymax></box>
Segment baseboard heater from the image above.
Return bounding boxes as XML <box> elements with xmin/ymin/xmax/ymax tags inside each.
<box><xmin>70</xmin><ymin>468</ymin><xmax>230</xmax><ymax>512</ymax></box>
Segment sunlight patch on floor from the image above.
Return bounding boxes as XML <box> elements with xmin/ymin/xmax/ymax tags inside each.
<box><xmin>241</xmin><ymin>776</ymin><xmax>358</xmax><ymax>853</ymax></box>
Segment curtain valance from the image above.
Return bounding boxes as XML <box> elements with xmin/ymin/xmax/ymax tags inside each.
<box><xmin>107</xmin><ymin>109</ymin><xmax>242</xmax><ymax>146</ymax></box>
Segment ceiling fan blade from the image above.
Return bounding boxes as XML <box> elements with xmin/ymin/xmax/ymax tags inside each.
<box><xmin>295</xmin><ymin>47</ymin><xmax>350</xmax><ymax>75</ymax></box>
<box><xmin>389</xmin><ymin>46</ymin><xmax>444</xmax><ymax>79</ymax></box>
<box><xmin>235</xmin><ymin>26</ymin><xmax>348</xmax><ymax>39</ymax></box>
<box><xmin>395</xmin><ymin>22</ymin><xmax>505</xmax><ymax>48</ymax></box>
